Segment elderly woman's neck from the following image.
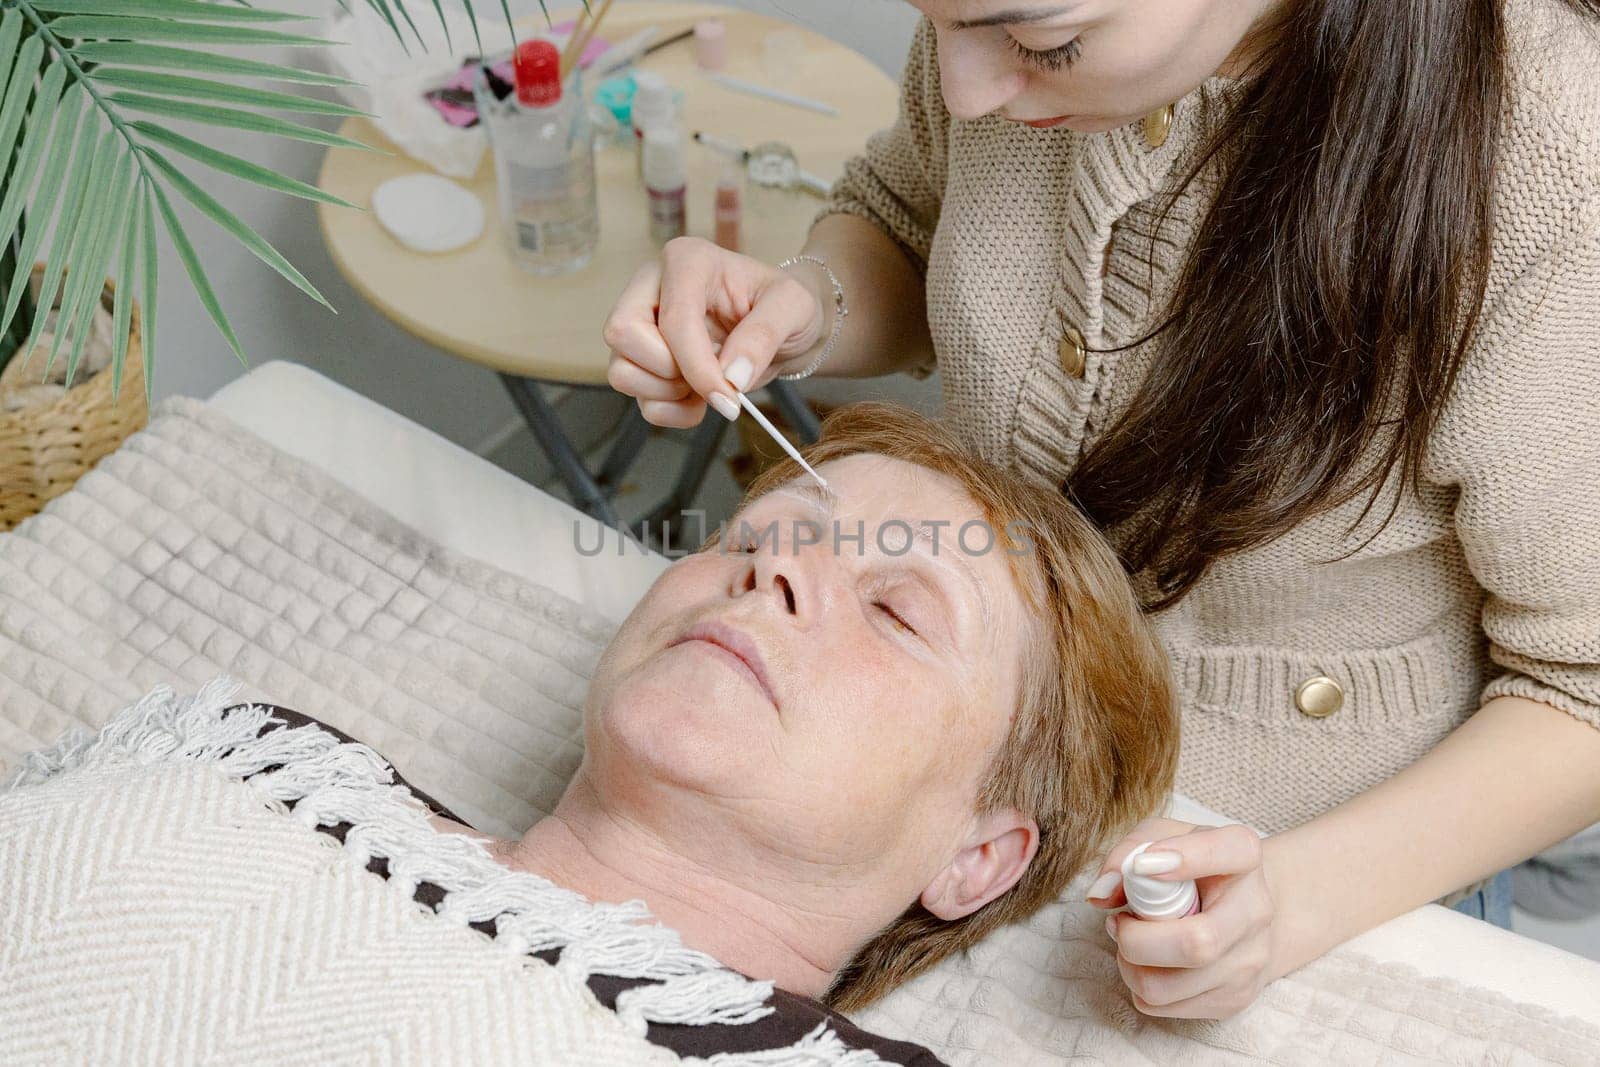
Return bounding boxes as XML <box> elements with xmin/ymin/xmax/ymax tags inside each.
<box><xmin>496</xmin><ymin>776</ymin><xmax>870</xmax><ymax>1001</ymax></box>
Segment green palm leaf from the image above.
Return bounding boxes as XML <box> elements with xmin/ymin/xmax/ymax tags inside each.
<box><xmin>0</xmin><ymin>13</ymin><xmax>30</xmax><ymax>164</ymax></box>
<box><xmin>70</xmin><ymin>43</ymin><xmax>359</xmax><ymax>87</ymax></box>
<box><xmin>0</xmin><ymin>81</ymin><xmax>85</xmax><ymax>342</ymax></box>
<box><xmin>44</xmin><ymin>17</ymin><xmax>335</xmax><ymax>49</ymax></box>
<box><xmin>137</xmin><ymin>180</ymin><xmax>157</xmax><ymax>407</ymax></box>
<box><xmin>111</xmin><ymin>93</ymin><xmax>375</xmax><ymax>152</ymax></box>
<box><xmin>42</xmin><ymin>153</ymin><xmax>113</xmax><ymax>379</ymax></box>
<box><xmin>128</xmin><ymin>120</ymin><xmax>355</xmax><ymax>207</ymax></box>
<box><xmin>49</xmin><ymin>143</ymin><xmax>132</xmax><ymax>386</ymax></box>
<box><xmin>0</xmin><ymin>63</ymin><xmax>68</xmax><ymax>298</ymax></box>
<box><xmin>32</xmin><ymin>1</ymin><xmax>310</xmax><ymax>23</ymax></box>
<box><xmin>427</xmin><ymin>0</ymin><xmax>456</xmax><ymax>51</ymax></box>
<box><xmin>88</xmin><ymin>69</ymin><xmax>368</xmax><ymax>118</ymax></box>
<box><xmin>150</xmin><ymin>176</ymin><xmax>245</xmax><ymax>368</ymax></box>
<box><xmin>0</xmin><ymin>0</ymin><xmax>556</xmax><ymax>398</ymax></box>
<box><xmin>142</xmin><ymin>147</ymin><xmax>334</xmax><ymax>312</ymax></box>
<box><xmin>350</xmin><ymin>0</ymin><xmax>408</xmax><ymax>55</ymax></box>
<box><xmin>0</xmin><ymin>21</ymin><xmax>43</xmax><ymax>208</ymax></box>
<box><xmin>17</xmin><ymin>121</ymin><xmax>104</xmax><ymax>375</ymax></box>
<box><xmin>109</xmin><ymin>193</ymin><xmax>137</xmax><ymax>404</ymax></box>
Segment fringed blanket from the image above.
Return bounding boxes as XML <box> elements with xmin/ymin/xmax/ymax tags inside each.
<box><xmin>0</xmin><ymin>680</ymin><xmax>890</xmax><ymax>1065</ymax></box>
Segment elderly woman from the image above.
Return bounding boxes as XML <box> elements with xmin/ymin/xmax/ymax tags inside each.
<box><xmin>244</xmin><ymin>403</ymin><xmax>1179</xmax><ymax>1062</ymax></box>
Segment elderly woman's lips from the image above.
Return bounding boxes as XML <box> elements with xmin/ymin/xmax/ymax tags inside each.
<box><xmin>669</xmin><ymin>621</ymin><xmax>778</xmax><ymax>707</ymax></box>
<box><xmin>684</xmin><ymin>640</ymin><xmax>777</xmax><ymax>705</ymax></box>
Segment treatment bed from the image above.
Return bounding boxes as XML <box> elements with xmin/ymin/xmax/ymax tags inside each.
<box><xmin>2</xmin><ymin>358</ymin><xmax>1597</xmax><ymax>1063</ymax></box>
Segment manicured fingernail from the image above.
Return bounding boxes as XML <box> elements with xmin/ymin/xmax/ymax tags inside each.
<box><xmin>725</xmin><ymin>356</ymin><xmax>754</xmax><ymax>393</ymax></box>
<box><xmin>1104</xmin><ymin>915</ymin><xmax>1118</xmax><ymax>942</ymax></box>
<box><xmin>1085</xmin><ymin>870</ymin><xmax>1121</xmax><ymax>901</ymax></box>
<box><xmin>709</xmin><ymin>392</ymin><xmax>739</xmax><ymax>421</ymax></box>
<box><xmin>1130</xmin><ymin>850</ymin><xmax>1181</xmax><ymax>876</ymax></box>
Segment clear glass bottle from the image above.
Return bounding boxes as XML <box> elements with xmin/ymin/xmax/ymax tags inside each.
<box><xmin>477</xmin><ymin>40</ymin><xmax>599</xmax><ymax>276</ymax></box>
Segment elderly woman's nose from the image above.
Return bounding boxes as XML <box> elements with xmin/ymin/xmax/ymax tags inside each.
<box><xmin>936</xmin><ymin>33</ymin><xmax>1025</xmax><ymax>120</ymax></box>
<box><xmin>747</xmin><ymin>551</ymin><xmax>810</xmax><ymax>619</ymax></box>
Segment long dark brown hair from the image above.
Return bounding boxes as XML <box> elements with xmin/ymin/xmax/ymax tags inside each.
<box><xmin>1068</xmin><ymin>0</ymin><xmax>1598</xmax><ymax>610</ymax></box>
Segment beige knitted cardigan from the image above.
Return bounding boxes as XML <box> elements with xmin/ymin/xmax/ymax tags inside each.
<box><xmin>820</xmin><ymin>0</ymin><xmax>1600</xmax><ymax>866</ymax></box>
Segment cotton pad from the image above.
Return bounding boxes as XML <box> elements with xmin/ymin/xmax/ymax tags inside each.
<box><xmin>371</xmin><ymin>174</ymin><xmax>485</xmax><ymax>254</ymax></box>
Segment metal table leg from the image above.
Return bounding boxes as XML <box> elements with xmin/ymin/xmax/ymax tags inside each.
<box><xmin>499</xmin><ymin>374</ymin><xmax>817</xmax><ymax>553</ymax></box>
<box><xmin>635</xmin><ymin>414</ymin><xmax>728</xmax><ymax>551</ymax></box>
<box><xmin>498</xmin><ymin>373</ymin><xmax>622</xmax><ymax>529</ymax></box>
<box><xmin>595</xmin><ymin>404</ymin><xmax>651</xmax><ymax>492</ymax></box>
<box><xmin>499</xmin><ymin>374</ymin><xmax>730</xmax><ymax>552</ymax></box>
<box><xmin>766</xmin><ymin>380</ymin><xmax>822</xmax><ymax>444</ymax></box>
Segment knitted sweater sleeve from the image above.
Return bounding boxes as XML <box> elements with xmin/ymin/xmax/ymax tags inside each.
<box><xmin>813</xmin><ymin>18</ymin><xmax>950</xmax><ymax>378</ymax></box>
<box><xmin>1429</xmin><ymin>194</ymin><xmax>1600</xmax><ymax>729</ymax></box>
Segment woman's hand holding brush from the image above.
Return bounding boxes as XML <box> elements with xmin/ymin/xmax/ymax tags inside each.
<box><xmin>602</xmin><ymin>237</ymin><xmax>828</xmax><ymax>428</ymax></box>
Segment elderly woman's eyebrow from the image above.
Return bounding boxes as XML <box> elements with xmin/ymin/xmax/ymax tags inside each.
<box><xmin>770</xmin><ymin>481</ymin><xmax>838</xmax><ymax>516</ymax></box>
<box><xmin>907</xmin><ymin>523</ymin><xmax>994</xmax><ymax>631</ymax></box>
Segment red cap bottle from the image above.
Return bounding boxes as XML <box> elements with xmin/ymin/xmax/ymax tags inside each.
<box><xmin>513</xmin><ymin>39</ymin><xmax>561</xmax><ymax>108</ymax></box>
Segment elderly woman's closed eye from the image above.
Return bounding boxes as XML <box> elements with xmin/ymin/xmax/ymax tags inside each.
<box><xmin>432</xmin><ymin>402</ymin><xmax>1179</xmax><ymax>1013</ymax></box>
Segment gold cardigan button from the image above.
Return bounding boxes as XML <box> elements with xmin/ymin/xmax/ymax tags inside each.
<box><xmin>1058</xmin><ymin>326</ymin><xmax>1087</xmax><ymax>378</ymax></box>
<box><xmin>1295</xmin><ymin>675</ymin><xmax>1345</xmax><ymax>718</ymax></box>
<box><xmin>1143</xmin><ymin>104</ymin><xmax>1175</xmax><ymax>149</ymax></box>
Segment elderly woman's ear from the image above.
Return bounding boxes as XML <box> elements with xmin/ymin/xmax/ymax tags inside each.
<box><xmin>919</xmin><ymin>811</ymin><xmax>1039</xmax><ymax>921</ymax></box>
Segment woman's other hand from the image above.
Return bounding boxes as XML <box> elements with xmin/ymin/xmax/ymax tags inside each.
<box><xmin>1084</xmin><ymin>817</ymin><xmax>1283</xmax><ymax>1020</ymax></box>
<box><xmin>602</xmin><ymin>237</ymin><xmax>827</xmax><ymax>428</ymax></box>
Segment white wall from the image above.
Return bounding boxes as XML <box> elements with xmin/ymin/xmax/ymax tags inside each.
<box><xmin>147</xmin><ymin>0</ymin><xmax>926</xmax><ymax>452</ymax></box>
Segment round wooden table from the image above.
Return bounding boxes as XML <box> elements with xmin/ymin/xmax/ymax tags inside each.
<box><xmin>317</xmin><ymin>2</ymin><xmax>897</xmax><ymax>384</ymax></box>
<box><xmin>316</xmin><ymin>3</ymin><xmax>897</xmax><ymax>535</ymax></box>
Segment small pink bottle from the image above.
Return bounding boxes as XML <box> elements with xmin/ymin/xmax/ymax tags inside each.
<box><xmin>694</xmin><ymin>18</ymin><xmax>728</xmax><ymax>71</ymax></box>
<box><xmin>713</xmin><ymin>166</ymin><xmax>742</xmax><ymax>252</ymax></box>
<box><xmin>1121</xmin><ymin>841</ymin><xmax>1200</xmax><ymax>920</ymax></box>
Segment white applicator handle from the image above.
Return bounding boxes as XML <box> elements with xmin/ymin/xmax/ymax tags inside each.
<box><xmin>1121</xmin><ymin>841</ymin><xmax>1200</xmax><ymax>921</ymax></box>
<box><xmin>734</xmin><ymin>391</ymin><xmax>829</xmax><ymax>488</ymax></box>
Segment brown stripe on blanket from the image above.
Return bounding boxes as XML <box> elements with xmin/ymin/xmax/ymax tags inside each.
<box><xmin>226</xmin><ymin>705</ymin><xmax>946</xmax><ymax>1067</ymax></box>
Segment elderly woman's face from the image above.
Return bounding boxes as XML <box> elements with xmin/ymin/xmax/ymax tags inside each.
<box><xmin>584</xmin><ymin>454</ymin><xmax>1029</xmax><ymax>886</ymax></box>
<box><xmin>908</xmin><ymin>0</ymin><xmax>1273</xmax><ymax>130</ymax></box>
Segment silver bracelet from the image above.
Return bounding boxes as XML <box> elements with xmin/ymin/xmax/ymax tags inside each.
<box><xmin>776</xmin><ymin>254</ymin><xmax>847</xmax><ymax>381</ymax></box>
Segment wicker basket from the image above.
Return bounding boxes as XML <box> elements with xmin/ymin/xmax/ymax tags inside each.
<box><xmin>0</xmin><ymin>266</ymin><xmax>148</xmax><ymax>531</ymax></box>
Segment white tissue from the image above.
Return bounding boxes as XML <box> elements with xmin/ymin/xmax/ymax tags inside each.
<box><xmin>304</xmin><ymin>4</ymin><xmax>514</xmax><ymax>179</ymax></box>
